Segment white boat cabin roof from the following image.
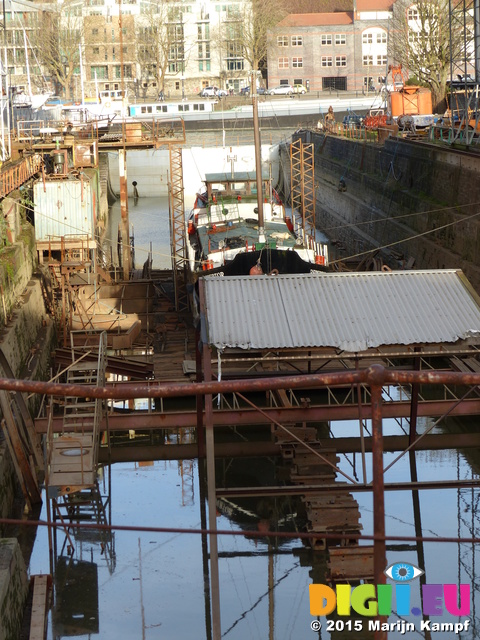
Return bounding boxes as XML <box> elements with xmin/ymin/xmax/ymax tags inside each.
<box><xmin>203</xmin><ymin>171</ymin><xmax>272</xmax><ymax>199</ymax></box>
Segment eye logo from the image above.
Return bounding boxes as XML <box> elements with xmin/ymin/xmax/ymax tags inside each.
<box><xmin>384</xmin><ymin>562</ymin><xmax>424</xmax><ymax>582</ymax></box>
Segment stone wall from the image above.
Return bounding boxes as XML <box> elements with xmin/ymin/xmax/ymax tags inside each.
<box><xmin>289</xmin><ymin>131</ymin><xmax>480</xmax><ymax>291</ymax></box>
<box><xmin>0</xmin><ymin>539</ymin><xmax>28</xmax><ymax>640</ymax></box>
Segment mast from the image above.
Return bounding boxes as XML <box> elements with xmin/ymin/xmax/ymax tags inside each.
<box><xmin>23</xmin><ymin>29</ymin><xmax>32</xmax><ymax>100</ymax></box>
<box><xmin>251</xmin><ymin>71</ymin><xmax>265</xmax><ymax>243</ymax></box>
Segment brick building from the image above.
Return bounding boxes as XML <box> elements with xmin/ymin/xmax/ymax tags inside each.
<box><xmin>267</xmin><ymin>0</ymin><xmax>392</xmax><ymax>93</ymax></box>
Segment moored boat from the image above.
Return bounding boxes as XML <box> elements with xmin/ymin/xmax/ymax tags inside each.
<box><xmin>186</xmin><ymin>170</ymin><xmax>328</xmax><ymax>278</ymax></box>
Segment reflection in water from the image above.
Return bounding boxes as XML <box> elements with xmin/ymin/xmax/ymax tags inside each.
<box><xmin>25</xmin><ymin>441</ymin><xmax>480</xmax><ymax>640</ymax></box>
<box><xmin>53</xmin><ymin>557</ymin><xmax>99</xmax><ymax>637</ymax></box>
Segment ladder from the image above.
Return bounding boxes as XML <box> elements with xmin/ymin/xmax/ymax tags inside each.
<box><xmin>46</xmin><ymin>331</ymin><xmax>107</xmax><ymax>499</ymax></box>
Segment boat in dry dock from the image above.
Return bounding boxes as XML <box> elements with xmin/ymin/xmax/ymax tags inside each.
<box><xmin>186</xmin><ymin>170</ymin><xmax>328</xmax><ymax>277</ymax></box>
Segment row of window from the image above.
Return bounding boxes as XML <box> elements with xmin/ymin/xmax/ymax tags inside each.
<box><xmin>277</xmin><ymin>35</ymin><xmax>304</xmax><ymax>46</ymax></box>
<box><xmin>316</xmin><ymin>55</ymin><xmax>387</xmax><ymax>67</ymax></box>
<box><xmin>277</xmin><ymin>32</ymin><xmax>387</xmax><ymax>47</ymax></box>
<box><xmin>277</xmin><ymin>57</ymin><xmax>303</xmax><ymax>68</ymax></box>
<box><xmin>90</xmin><ymin>64</ymin><xmax>132</xmax><ymax>79</ymax></box>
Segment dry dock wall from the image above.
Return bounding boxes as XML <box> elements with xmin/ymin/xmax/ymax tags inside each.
<box><xmin>290</xmin><ymin>131</ymin><xmax>480</xmax><ymax>291</ymax></box>
<box><xmin>0</xmin><ymin>540</ymin><xmax>28</xmax><ymax>640</ymax></box>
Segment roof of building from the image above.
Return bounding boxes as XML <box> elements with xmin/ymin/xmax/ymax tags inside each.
<box><xmin>202</xmin><ymin>271</ymin><xmax>480</xmax><ymax>352</ymax></box>
<box><xmin>277</xmin><ymin>11</ymin><xmax>353</xmax><ymax>26</ymax></box>
<box><xmin>283</xmin><ymin>0</ymin><xmax>353</xmax><ymax>12</ymax></box>
<box><xmin>356</xmin><ymin>0</ymin><xmax>394</xmax><ymax>11</ymax></box>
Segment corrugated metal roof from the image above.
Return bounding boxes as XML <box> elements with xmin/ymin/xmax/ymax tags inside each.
<box><xmin>203</xmin><ymin>271</ymin><xmax>480</xmax><ymax>352</ymax></box>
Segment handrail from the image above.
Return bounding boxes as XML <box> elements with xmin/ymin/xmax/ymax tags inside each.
<box><xmin>0</xmin><ymin>153</ymin><xmax>43</xmax><ymax>198</ymax></box>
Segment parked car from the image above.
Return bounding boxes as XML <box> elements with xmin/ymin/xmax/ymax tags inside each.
<box><xmin>200</xmin><ymin>86</ymin><xmax>227</xmax><ymax>97</ymax></box>
<box><xmin>267</xmin><ymin>85</ymin><xmax>294</xmax><ymax>96</ymax></box>
<box><xmin>240</xmin><ymin>86</ymin><xmax>266</xmax><ymax>96</ymax></box>
<box><xmin>292</xmin><ymin>84</ymin><xmax>307</xmax><ymax>94</ymax></box>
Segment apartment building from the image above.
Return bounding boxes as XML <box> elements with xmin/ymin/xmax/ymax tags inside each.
<box><xmin>267</xmin><ymin>0</ymin><xmax>392</xmax><ymax>93</ymax></box>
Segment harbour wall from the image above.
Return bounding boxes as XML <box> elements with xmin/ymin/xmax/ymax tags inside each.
<box><xmin>0</xmin><ymin>540</ymin><xmax>28</xmax><ymax>640</ymax></box>
<box><xmin>287</xmin><ymin>131</ymin><xmax>480</xmax><ymax>291</ymax></box>
<box><xmin>0</xmin><ymin>196</ymin><xmax>55</xmax><ymax>637</ymax></box>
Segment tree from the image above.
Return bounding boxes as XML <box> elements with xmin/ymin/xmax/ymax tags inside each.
<box><xmin>135</xmin><ymin>1</ymin><xmax>196</xmax><ymax>98</ymax></box>
<box><xmin>214</xmin><ymin>0</ymin><xmax>288</xmax><ymax>82</ymax></box>
<box><xmin>29</xmin><ymin>0</ymin><xmax>83</xmax><ymax>98</ymax></box>
<box><xmin>135</xmin><ymin>1</ymin><xmax>171</xmax><ymax>98</ymax></box>
<box><xmin>389</xmin><ymin>0</ymin><xmax>472</xmax><ymax>110</ymax></box>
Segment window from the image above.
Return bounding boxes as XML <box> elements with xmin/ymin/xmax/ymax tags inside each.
<box><xmin>321</xmin><ymin>56</ymin><xmax>332</xmax><ymax>67</ymax></box>
<box><xmin>292</xmin><ymin>57</ymin><xmax>303</xmax><ymax>68</ymax></box>
<box><xmin>335</xmin><ymin>34</ymin><xmax>346</xmax><ymax>45</ymax></box>
<box><xmin>362</xmin><ymin>33</ymin><xmax>373</xmax><ymax>44</ymax></box>
<box><xmin>92</xmin><ymin>47</ymin><xmax>99</xmax><ymax>55</ymax></box>
<box><xmin>335</xmin><ymin>55</ymin><xmax>346</xmax><ymax>67</ymax></box>
<box><xmin>91</xmin><ymin>65</ymin><xmax>108</xmax><ymax>80</ymax></box>
<box><xmin>376</xmin><ymin>55</ymin><xmax>387</xmax><ymax>66</ymax></box>
<box><xmin>363</xmin><ymin>55</ymin><xmax>373</xmax><ymax>65</ymax></box>
<box><xmin>376</xmin><ymin>31</ymin><xmax>387</xmax><ymax>44</ymax></box>
<box><xmin>278</xmin><ymin>57</ymin><xmax>289</xmax><ymax>69</ymax></box>
<box><xmin>113</xmin><ymin>64</ymin><xmax>132</xmax><ymax>78</ymax></box>
<box><xmin>277</xmin><ymin>35</ymin><xmax>288</xmax><ymax>46</ymax></box>
<box><xmin>227</xmin><ymin>60</ymin><xmax>244</xmax><ymax>70</ymax></box>
<box><xmin>92</xmin><ymin>28</ymin><xmax>99</xmax><ymax>35</ymax></box>
<box><xmin>321</xmin><ymin>34</ymin><xmax>332</xmax><ymax>45</ymax></box>
<box><xmin>407</xmin><ymin>6</ymin><xmax>419</xmax><ymax>20</ymax></box>
<box><xmin>291</xmin><ymin>35</ymin><xmax>303</xmax><ymax>46</ymax></box>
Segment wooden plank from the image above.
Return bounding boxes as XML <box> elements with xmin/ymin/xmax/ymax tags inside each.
<box><xmin>0</xmin><ymin>349</ymin><xmax>44</xmax><ymax>471</ymax></box>
<box><xmin>328</xmin><ymin>546</ymin><xmax>375</xmax><ymax>582</ymax></box>
<box><xmin>0</xmin><ymin>393</ymin><xmax>41</xmax><ymax>506</ymax></box>
<box><xmin>29</xmin><ymin>574</ymin><xmax>52</xmax><ymax>640</ymax></box>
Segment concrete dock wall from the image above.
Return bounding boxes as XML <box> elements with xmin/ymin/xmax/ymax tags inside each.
<box><xmin>0</xmin><ymin>539</ymin><xmax>28</xmax><ymax>640</ymax></box>
<box><xmin>291</xmin><ymin>131</ymin><xmax>480</xmax><ymax>291</ymax></box>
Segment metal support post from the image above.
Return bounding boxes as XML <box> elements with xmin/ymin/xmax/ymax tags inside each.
<box><xmin>118</xmin><ymin>149</ymin><xmax>130</xmax><ymax>279</ymax></box>
<box><xmin>200</xmin><ymin>280</ymin><xmax>221</xmax><ymax>639</ymax></box>
<box><xmin>369</xmin><ymin>365</ymin><xmax>387</xmax><ymax>640</ymax></box>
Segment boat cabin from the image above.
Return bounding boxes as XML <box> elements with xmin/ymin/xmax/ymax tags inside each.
<box><xmin>202</xmin><ymin>171</ymin><xmax>272</xmax><ymax>203</ymax></box>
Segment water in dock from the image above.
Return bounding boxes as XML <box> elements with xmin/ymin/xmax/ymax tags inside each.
<box><xmin>25</xmin><ymin>417</ymin><xmax>480</xmax><ymax>639</ymax></box>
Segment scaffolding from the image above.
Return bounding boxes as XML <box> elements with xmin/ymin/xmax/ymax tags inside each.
<box><xmin>169</xmin><ymin>146</ymin><xmax>188</xmax><ymax>313</ymax></box>
<box><xmin>290</xmin><ymin>138</ymin><xmax>315</xmax><ymax>244</ymax></box>
<box><xmin>448</xmin><ymin>0</ymin><xmax>480</xmax><ymax>143</ymax></box>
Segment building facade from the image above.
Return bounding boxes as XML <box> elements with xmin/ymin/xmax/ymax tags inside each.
<box><xmin>267</xmin><ymin>1</ymin><xmax>392</xmax><ymax>93</ymax></box>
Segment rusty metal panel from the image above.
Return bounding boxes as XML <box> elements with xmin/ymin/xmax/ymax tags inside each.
<box><xmin>203</xmin><ymin>270</ymin><xmax>480</xmax><ymax>352</ymax></box>
<box><xmin>33</xmin><ymin>176</ymin><xmax>95</xmax><ymax>242</ymax></box>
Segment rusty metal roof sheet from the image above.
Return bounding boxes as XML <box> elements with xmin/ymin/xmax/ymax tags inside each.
<box><xmin>202</xmin><ymin>270</ymin><xmax>480</xmax><ymax>352</ymax></box>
